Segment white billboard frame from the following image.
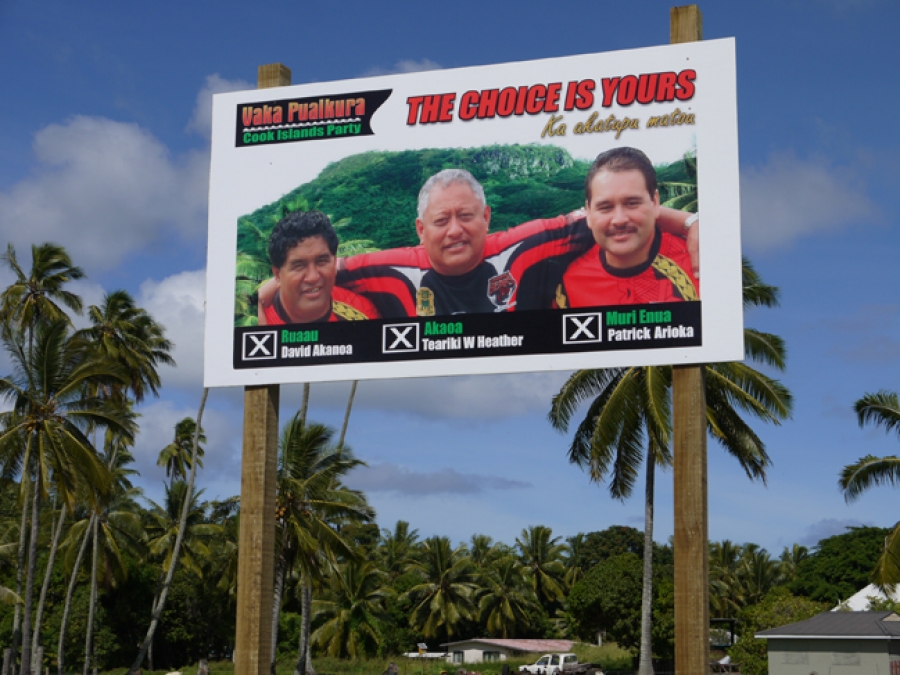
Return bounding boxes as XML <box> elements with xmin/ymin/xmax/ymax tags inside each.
<box><xmin>205</xmin><ymin>38</ymin><xmax>742</xmax><ymax>387</ymax></box>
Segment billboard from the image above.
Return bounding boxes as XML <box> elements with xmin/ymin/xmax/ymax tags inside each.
<box><xmin>204</xmin><ymin>39</ymin><xmax>742</xmax><ymax>387</ymax></box>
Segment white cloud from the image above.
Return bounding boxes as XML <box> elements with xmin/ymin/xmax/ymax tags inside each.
<box><xmin>346</xmin><ymin>462</ymin><xmax>530</xmax><ymax>495</ymax></box>
<box><xmin>0</xmin><ymin>116</ymin><xmax>208</xmax><ymax>270</ymax></box>
<box><xmin>186</xmin><ymin>74</ymin><xmax>253</xmax><ymax>140</ymax></box>
<box><xmin>362</xmin><ymin>58</ymin><xmax>443</xmax><ymax>77</ymax></box>
<box><xmin>138</xmin><ymin>269</ymin><xmax>207</xmax><ymax>391</ymax></box>
<box><xmin>799</xmin><ymin>517</ymin><xmax>868</xmax><ymax>548</ymax></box>
<box><xmin>740</xmin><ymin>152</ymin><xmax>879</xmax><ymax>251</ymax></box>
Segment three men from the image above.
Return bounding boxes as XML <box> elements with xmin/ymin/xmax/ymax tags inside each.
<box><xmin>262</xmin><ymin>210</ymin><xmax>378</xmax><ymax>325</ymax></box>
<box><xmin>555</xmin><ymin>147</ymin><xmax>699</xmax><ymax>308</ymax></box>
<box><xmin>257</xmin><ymin>155</ymin><xmax>698</xmax><ymax>325</ymax></box>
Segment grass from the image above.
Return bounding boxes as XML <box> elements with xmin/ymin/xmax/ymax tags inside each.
<box><xmin>98</xmin><ymin>643</ymin><xmax>636</xmax><ymax>675</ymax></box>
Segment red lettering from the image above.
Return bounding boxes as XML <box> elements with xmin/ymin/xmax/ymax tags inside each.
<box><xmin>242</xmin><ymin>107</ymin><xmax>254</xmax><ymax>127</ymax></box>
<box><xmin>617</xmin><ymin>75</ymin><xmax>637</xmax><ymax>105</ymax></box>
<box><xmin>515</xmin><ymin>86</ymin><xmax>528</xmax><ymax>115</ymax></box>
<box><xmin>525</xmin><ymin>84</ymin><xmax>546</xmax><ymax>114</ymax></box>
<box><xmin>459</xmin><ymin>90</ymin><xmax>478</xmax><ymax>120</ymax></box>
<box><xmin>355</xmin><ymin>98</ymin><xmax>364</xmax><ymax>115</ymax></box>
<box><xmin>478</xmin><ymin>89</ymin><xmax>499</xmax><ymax>118</ymax></box>
<box><xmin>564</xmin><ymin>81</ymin><xmax>579</xmax><ymax>111</ymax></box>
<box><xmin>544</xmin><ymin>82</ymin><xmax>561</xmax><ymax>112</ymax></box>
<box><xmin>656</xmin><ymin>72</ymin><xmax>677</xmax><ymax>102</ymax></box>
<box><xmin>497</xmin><ymin>87</ymin><xmax>517</xmax><ymax>117</ymax></box>
<box><xmin>601</xmin><ymin>77</ymin><xmax>620</xmax><ymax>107</ymax></box>
<box><xmin>407</xmin><ymin>96</ymin><xmax>424</xmax><ymax>125</ymax></box>
<box><xmin>576</xmin><ymin>80</ymin><xmax>595</xmax><ymax>109</ymax></box>
<box><xmin>637</xmin><ymin>73</ymin><xmax>658</xmax><ymax>104</ymax></box>
<box><xmin>676</xmin><ymin>69</ymin><xmax>696</xmax><ymax>100</ymax></box>
<box><xmin>439</xmin><ymin>93</ymin><xmax>455</xmax><ymax>122</ymax></box>
<box><xmin>421</xmin><ymin>95</ymin><xmax>441</xmax><ymax>123</ymax></box>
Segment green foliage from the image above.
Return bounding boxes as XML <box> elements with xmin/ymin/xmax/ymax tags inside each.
<box><xmin>790</xmin><ymin>525</ymin><xmax>891</xmax><ymax>603</ymax></box>
<box><xmin>866</xmin><ymin>595</ymin><xmax>900</xmax><ymax>613</ymax></box>
<box><xmin>576</xmin><ymin>526</ymin><xmax>644</xmax><ymax>570</ymax></box>
<box><xmin>728</xmin><ymin>588</ymin><xmax>828</xmax><ymax>675</ymax></box>
<box><xmin>568</xmin><ymin>552</ymin><xmax>640</xmax><ymax>646</ymax></box>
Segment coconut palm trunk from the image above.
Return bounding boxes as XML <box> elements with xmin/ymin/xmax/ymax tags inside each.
<box><xmin>11</xmin><ymin>481</ymin><xmax>30</xmax><ymax>664</ymax></box>
<box><xmin>337</xmin><ymin>381</ymin><xmax>357</xmax><ymax>449</ymax></box>
<box><xmin>299</xmin><ymin>384</ymin><xmax>310</xmax><ymax>426</ymax></box>
<box><xmin>294</xmin><ymin>577</ymin><xmax>316</xmax><ymax>675</ymax></box>
<box><xmin>127</xmin><ymin>388</ymin><xmax>208</xmax><ymax>675</ymax></box>
<box><xmin>638</xmin><ymin>459</ymin><xmax>655</xmax><ymax>675</ymax></box>
<box><xmin>32</xmin><ymin>503</ymin><xmax>66</xmax><ymax>668</ymax></box>
<box><xmin>58</xmin><ymin>517</ymin><xmax>92</xmax><ymax>675</ymax></box>
<box><xmin>270</xmin><ymin>545</ymin><xmax>287</xmax><ymax>674</ymax></box>
<box><xmin>82</xmin><ymin>514</ymin><xmax>100</xmax><ymax>675</ymax></box>
<box><xmin>19</xmin><ymin>475</ymin><xmax>42</xmax><ymax>675</ymax></box>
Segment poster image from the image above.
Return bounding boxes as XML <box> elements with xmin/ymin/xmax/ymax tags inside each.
<box><xmin>205</xmin><ymin>39</ymin><xmax>743</xmax><ymax>387</ymax></box>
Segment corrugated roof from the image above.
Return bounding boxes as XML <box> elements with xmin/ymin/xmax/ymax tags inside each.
<box><xmin>756</xmin><ymin>611</ymin><xmax>900</xmax><ymax>639</ymax></box>
<box><xmin>440</xmin><ymin>639</ymin><xmax>575</xmax><ymax>652</ymax></box>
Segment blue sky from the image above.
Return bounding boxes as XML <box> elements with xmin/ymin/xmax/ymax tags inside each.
<box><xmin>1</xmin><ymin>0</ymin><xmax>899</xmax><ymax>557</ymax></box>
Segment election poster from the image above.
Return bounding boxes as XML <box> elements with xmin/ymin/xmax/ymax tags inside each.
<box><xmin>204</xmin><ymin>38</ymin><xmax>743</xmax><ymax>387</ymax></box>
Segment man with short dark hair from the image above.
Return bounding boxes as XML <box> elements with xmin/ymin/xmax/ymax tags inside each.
<box><xmin>554</xmin><ymin>147</ymin><xmax>699</xmax><ymax>308</ymax></box>
<box><xmin>260</xmin><ymin>210</ymin><xmax>378</xmax><ymax>325</ymax></box>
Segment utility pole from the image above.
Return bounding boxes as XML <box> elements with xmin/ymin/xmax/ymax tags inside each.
<box><xmin>670</xmin><ymin>7</ymin><xmax>711</xmax><ymax>674</ymax></box>
<box><xmin>233</xmin><ymin>62</ymin><xmax>290</xmax><ymax>675</ymax></box>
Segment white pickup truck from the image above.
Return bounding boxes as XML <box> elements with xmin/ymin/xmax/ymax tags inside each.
<box><xmin>518</xmin><ymin>654</ymin><xmax>579</xmax><ymax>675</ymax></box>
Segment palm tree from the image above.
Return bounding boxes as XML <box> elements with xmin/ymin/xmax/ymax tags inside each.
<box><xmin>548</xmin><ymin>259</ymin><xmax>792</xmax><ymax>675</ymax></box>
<box><xmin>311</xmin><ymin>559</ymin><xmax>389</xmax><ymax>658</ymax></box>
<box><xmin>80</xmin><ymin>435</ymin><xmax>144</xmax><ymax>675</ymax></box>
<box><xmin>709</xmin><ymin>540</ymin><xmax>743</xmax><ymax>619</ymax></box>
<box><xmin>401</xmin><ymin>536</ymin><xmax>478</xmax><ymax>642</ymax></box>
<box><xmin>1</xmin><ymin>242</ymin><xmax>84</xmax><ymax>661</ymax></box>
<box><xmin>132</xmin><ymin>479</ymin><xmax>218</xmax><ymax>670</ymax></box>
<box><xmin>478</xmin><ymin>554</ymin><xmax>538</xmax><ymax>638</ymax></box>
<box><xmin>128</xmin><ymin>389</ymin><xmax>215</xmax><ymax>675</ymax></box>
<box><xmin>515</xmin><ymin>525</ymin><xmax>567</xmax><ymax>611</ymax></box>
<box><xmin>273</xmin><ymin>415</ymin><xmax>373</xmax><ymax>675</ymax></box>
<box><xmin>157</xmin><ymin>417</ymin><xmax>206</xmax><ymax>481</ymax></box>
<box><xmin>777</xmin><ymin>543</ymin><xmax>809</xmax><ymax>585</ymax></box>
<box><xmin>56</xmin><ymin>465</ymin><xmax>143</xmax><ymax>675</ymax></box>
<box><xmin>75</xmin><ymin>289</ymin><xmax>175</xmax><ymax>404</ymax></box>
<box><xmin>0</xmin><ymin>320</ymin><xmax>127</xmax><ymax>675</ymax></box>
<box><xmin>1</xmin><ymin>243</ymin><xmax>84</xmax><ymax>343</ymax></box>
<box><xmin>562</xmin><ymin>533</ymin><xmax>587</xmax><ymax>588</ymax></box>
<box><xmin>738</xmin><ymin>545</ymin><xmax>779</xmax><ymax>607</ymax></box>
<box><xmin>378</xmin><ymin>520</ymin><xmax>420</xmax><ymax>581</ymax></box>
<box><xmin>840</xmin><ymin>390</ymin><xmax>900</xmax><ymax>588</ymax></box>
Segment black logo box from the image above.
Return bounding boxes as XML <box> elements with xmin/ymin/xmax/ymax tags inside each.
<box><xmin>233</xmin><ymin>302</ymin><xmax>701</xmax><ymax>369</ymax></box>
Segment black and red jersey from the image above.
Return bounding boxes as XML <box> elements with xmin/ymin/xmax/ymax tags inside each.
<box><xmin>555</xmin><ymin>229</ymin><xmax>699</xmax><ymax>308</ymax></box>
<box><xmin>263</xmin><ymin>286</ymin><xmax>379</xmax><ymax>325</ymax></box>
<box><xmin>336</xmin><ymin>214</ymin><xmax>594</xmax><ymax>317</ymax></box>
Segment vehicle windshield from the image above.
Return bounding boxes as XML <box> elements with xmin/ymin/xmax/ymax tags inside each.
<box><xmin>536</xmin><ymin>658</ymin><xmax>549</xmax><ymax>666</ymax></box>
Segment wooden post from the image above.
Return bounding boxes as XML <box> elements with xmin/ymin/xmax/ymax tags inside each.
<box><xmin>671</xmin><ymin>7</ymin><xmax>709</xmax><ymax>674</ymax></box>
<box><xmin>233</xmin><ymin>62</ymin><xmax>290</xmax><ymax>675</ymax></box>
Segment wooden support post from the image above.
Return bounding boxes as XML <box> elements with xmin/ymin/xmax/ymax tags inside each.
<box><xmin>233</xmin><ymin>62</ymin><xmax>290</xmax><ymax>675</ymax></box>
<box><xmin>670</xmin><ymin>7</ymin><xmax>708</xmax><ymax>675</ymax></box>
